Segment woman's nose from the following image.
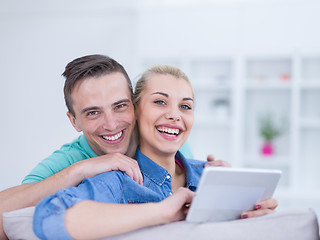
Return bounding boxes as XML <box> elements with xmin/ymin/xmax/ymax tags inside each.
<box><xmin>165</xmin><ymin>110</ymin><xmax>181</xmax><ymax>121</ymax></box>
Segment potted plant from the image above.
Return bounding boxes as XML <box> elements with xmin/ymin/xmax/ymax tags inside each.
<box><xmin>258</xmin><ymin>114</ymin><xmax>282</xmax><ymax>156</ymax></box>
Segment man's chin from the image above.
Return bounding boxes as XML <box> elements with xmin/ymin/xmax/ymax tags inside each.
<box><xmin>102</xmin><ymin>144</ymin><xmax>129</xmax><ymax>155</ymax></box>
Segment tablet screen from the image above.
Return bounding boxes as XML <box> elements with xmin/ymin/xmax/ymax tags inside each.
<box><xmin>186</xmin><ymin>167</ymin><xmax>282</xmax><ymax>222</ymax></box>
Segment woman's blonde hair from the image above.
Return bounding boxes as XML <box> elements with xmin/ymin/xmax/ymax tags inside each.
<box><xmin>133</xmin><ymin>65</ymin><xmax>193</xmax><ymax>105</ymax></box>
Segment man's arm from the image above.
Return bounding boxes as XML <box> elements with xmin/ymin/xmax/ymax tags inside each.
<box><xmin>0</xmin><ymin>153</ymin><xmax>143</xmax><ymax>239</ymax></box>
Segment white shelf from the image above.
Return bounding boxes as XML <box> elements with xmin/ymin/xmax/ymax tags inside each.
<box><xmin>243</xmin><ymin>155</ymin><xmax>291</xmax><ymax>167</ymax></box>
<box><xmin>300</xmin><ymin>81</ymin><xmax>320</xmax><ymax>89</ymax></box>
<box><xmin>193</xmin><ymin>84</ymin><xmax>232</xmax><ymax>91</ymax></box>
<box><xmin>194</xmin><ymin>117</ymin><xmax>232</xmax><ymax>128</ymax></box>
<box><xmin>300</xmin><ymin>118</ymin><xmax>320</xmax><ymax>129</ymax></box>
<box><xmin>245</xmin><ymin>82</ymin><xmax>292</xmax><ymax>90</ymax></box>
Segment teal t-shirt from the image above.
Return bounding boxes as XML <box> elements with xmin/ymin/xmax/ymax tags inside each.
<box><xmin>22</xmin><ymin>134</ymin><xmax>193</xmax><ymax>184</ymax></box>
<box><xmin>22</xmin><ymin>135</ymin><xmax>98</xmax><ymax>184</ymax></box>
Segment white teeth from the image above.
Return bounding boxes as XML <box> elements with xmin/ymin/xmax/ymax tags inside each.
<box><xmin>157</xmin><ymin>127</ymin><xmax>180</xmax><ymax>135</ymax></box>
<box><xmin>102</xmin><ymin>131</ymin><xmax>123</xmax><ymax>141</ymax></box>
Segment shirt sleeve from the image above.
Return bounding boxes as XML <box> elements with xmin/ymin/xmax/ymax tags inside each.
<box><xmin>33</xmin><ymin>171</ymin><xmax>125</xmax><ymax>239</ymax></box>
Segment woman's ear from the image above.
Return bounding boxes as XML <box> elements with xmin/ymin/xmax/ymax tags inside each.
<box><xmin>66</xmin><ymin>112</ymin><xmax>82</xmax><ymax>132</ymax></box>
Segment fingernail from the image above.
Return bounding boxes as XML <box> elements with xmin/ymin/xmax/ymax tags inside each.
<box><xmin>241</xmin><ymin>214</ymin><xmax>248</xmax><ymax>219</ymax></box>
<box><xmin>255</xmin><ymin>204</ymin><xmax>262</xmax><ymax>210</ymax></box>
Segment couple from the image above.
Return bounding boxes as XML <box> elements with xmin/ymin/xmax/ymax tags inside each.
<box><xmin>33</xmin><ymin>55</ymin><xmax>277</xmax><ymax>239</ymax></box>
<box><xmin>0</xmin><ymin>55</ymin><xmax>277</xmax><ymax>239</ymax></box>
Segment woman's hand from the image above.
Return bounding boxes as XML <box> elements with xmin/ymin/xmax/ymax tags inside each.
<box><xmin>204</xmin><ymin>155</ymin><xmax>232</xmax><ymax>168</ymax></box>
<box><xmin>159</xmin><ymin>187</ymin><xmax>195</xmax><ymax>224</ymax></box>
<box><xmin>240</xmin><ymin>198</ymin><xmax>279</xmax><ymax>219</ymax></box>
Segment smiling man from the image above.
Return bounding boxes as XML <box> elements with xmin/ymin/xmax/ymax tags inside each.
<box><xmin>0</xmin><ymin>55</ymin><xmax>144</xmax><ymax>239</ymax></box>
<box><xmin>21</xmin><ymin>55</ymin><xmax>142</xmax><ymax>185</ymax></box>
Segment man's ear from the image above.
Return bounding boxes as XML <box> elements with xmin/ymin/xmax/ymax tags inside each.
<box><xmin>67</xmin><ymin>112</ymin><xmax>82</xmax><ymax>132</ymax></box>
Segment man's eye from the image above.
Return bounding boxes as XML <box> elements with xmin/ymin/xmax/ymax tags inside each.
<box><xmin>181</xmin><ymin>104</ymin><xmax>192</xmax><ymax>110</ymax></box>
<box><xmin>154</xmin><ymin>100</ymin><xmax>165</xmax><ymax>105</ymax></box>
<box><xmin>88</xmin><ymin>111</ymin><xmax>99</xmax><ymax>116</ymax></box>
<box><xmin>115</xmin><ymin>104</ymin><xmax>127</xmax><ymax>110</ymax></box>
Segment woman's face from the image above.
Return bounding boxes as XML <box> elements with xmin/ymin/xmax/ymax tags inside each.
<box><xmin>135</xmin><ymin>73</ymin><xmax>194</xmax><ymax>158</ymax></box>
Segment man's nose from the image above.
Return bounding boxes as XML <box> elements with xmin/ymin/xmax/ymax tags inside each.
<box><xmin>102</xmin><ymin>112</ymin><xmax>118</xmax><ymax>130</ymax></box>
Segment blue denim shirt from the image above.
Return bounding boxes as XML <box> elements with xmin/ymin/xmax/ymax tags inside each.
<box><xmin>33</xmin><ymin>148</ymin><xmax>205</xmax><ymax>240</ymax></box>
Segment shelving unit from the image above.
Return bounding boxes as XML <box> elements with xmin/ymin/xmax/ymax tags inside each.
<box><xmin>297</xmin><ymin>57</ymin><xmax>320</xmax><ymax>196</ymax></box>
<box><xmin>242</xmin><ymin>56</ymin><xmax>293</xmax><ymax>191</ymax></box>
<box><xmin>188</xmin><ymin>57</ymin><xmax>235</xmax><ymax>163</ymax></box>
<box><xmin>139</xmin><ymin>54</ymin><xmax>320</xmax><ymax>207</ymax></box>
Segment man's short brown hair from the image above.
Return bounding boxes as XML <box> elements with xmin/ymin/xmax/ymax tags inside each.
<box><xmin>62</xmin><ymin>54</ymin><xmax>132</xmax><ymax>116</ymax></box>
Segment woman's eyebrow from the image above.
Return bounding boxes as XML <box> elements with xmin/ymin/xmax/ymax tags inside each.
<box><xmin>152</xmin><ymin>92</ymin><xmax>193</xmax><ymax>101</ymax></box>
<box><xmin>152</xmin><ymin>92</ymin><xmax>168</xmax><ymax>97</ymax></box>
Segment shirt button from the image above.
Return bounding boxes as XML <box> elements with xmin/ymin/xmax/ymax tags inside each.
<box><xmin>169</xmin><ymin>192</ymin><xmax>172</xmax><ymax>195</ymax></box>
<box><xmin>166</xmin><ymin>175</ymin><xmax>170</xmax><ymax>180</ymax></box>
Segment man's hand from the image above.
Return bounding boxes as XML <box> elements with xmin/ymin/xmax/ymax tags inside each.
<box><xmin>240</xmin><ymin>198</ymin><xmax>278</xmax><ymax>219</ymax></box>
<box><xmin>158</xmin><ymin>187</ymin><xmax>195</xmax><ymax>224</ymax></box>
<box><xmin>204</xmin><ymin>155</ymin><xmax>232</xmax><ymax>168</ymax></box>
<box><xmin>76</xmin><ymin>153</ymin><xmax>143</xmax><ymax>185</ymax></box>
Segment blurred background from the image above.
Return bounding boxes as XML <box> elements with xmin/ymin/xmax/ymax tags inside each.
<box><xmin>1</xmin><ymin>0</ymin><xmax>319</xmax><ymax>215</ymax></box>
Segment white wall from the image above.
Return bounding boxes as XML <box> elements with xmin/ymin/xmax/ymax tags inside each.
<box><xmin>136</xmin><ymin>0</ymin><xmax>320</xmax><ymax>57</ymax></box>
<box><xmin>1</xmin><ymin>0</ymin><xmax>320</xmax><ymax>193</ymax></box>
<box><xmin>0</xmin><ymin>0</ymin><xmax>138</xmax><ymax>190</ymax></box>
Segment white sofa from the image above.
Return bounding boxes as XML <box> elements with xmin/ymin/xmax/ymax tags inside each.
<box><xmin>3</xmin><ymin>207</ymin><xmax>320</xmax><ymax>240</ymax></box>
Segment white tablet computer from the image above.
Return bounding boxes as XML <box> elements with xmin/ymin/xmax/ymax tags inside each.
<box><xmin>186</xmin><ymin>167</ymin><xmax>282</xmax><ymax>223</ymax></box>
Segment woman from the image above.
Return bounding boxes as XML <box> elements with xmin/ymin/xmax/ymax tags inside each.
<box><xmin>33</xmin><ymin>65</ymin><xmax>277</xmax><ymax>240</ymax></box>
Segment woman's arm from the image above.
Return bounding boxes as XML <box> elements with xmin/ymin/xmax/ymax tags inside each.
<box><xmin>35</xmin><ymin>187</ymin><xmax>194</xmax><ymax>240</ymax></box>
<box><xmin>0</xmin><ymin>153</ymin><xmax>142</xmax><ymax>240</ymax></box>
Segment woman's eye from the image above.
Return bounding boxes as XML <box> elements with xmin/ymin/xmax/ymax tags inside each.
<box><xmin>154</xmin><ymin>100</ymin><xmax>165</xmax><ymax>105</ymax></box>
<box><xmin>181</xmin><ymin>104</ymin><xmax>192</xmax><ymax>110</ymax></box>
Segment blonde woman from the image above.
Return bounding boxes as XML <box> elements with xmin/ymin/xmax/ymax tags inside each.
<box><xmin>33</xmin><ymin>65</ymin><xmax>278</xmax><ymax>240</ymax></box>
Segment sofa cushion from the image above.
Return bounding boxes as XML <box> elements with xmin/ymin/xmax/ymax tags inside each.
<box><xmin>106</xmin><ymin>208</ymin><xmax>320</xmax><ymax>240</ymax></box>
<box><xmin>3</xmin><ymin>207</ymin><xmax>319</xmax><ymax>240</ymax></box>
<box><xmin>3</xmin><ymin>207</ymin><xmax>39</xmax><ymax>240</ymax></box>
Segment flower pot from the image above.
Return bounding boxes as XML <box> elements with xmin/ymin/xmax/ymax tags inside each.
<box><xmin>261</xmin><ymin>142</ymin><xmax>273</xmax><ymax>156</ymax></box>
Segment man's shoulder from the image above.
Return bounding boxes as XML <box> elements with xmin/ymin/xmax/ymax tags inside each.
<box><xmin>22</xmin><ymin>135</ymin><xmax>91</xmax><ymax>184</ymax></box>
<box><xmin>58</xmin><ymin>135</ymin><xmax>83</xmax><ymax>152</ymax></box>
<box><xmin>52</xmin><ymin>135</ymin><xmax>93</xmax><ymax>161</ymax></box>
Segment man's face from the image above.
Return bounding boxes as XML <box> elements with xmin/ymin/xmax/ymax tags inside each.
<box><xmin>67</xmin><ymin>72</ymin><xmax>135</xmax><ymax>156</ymax></box>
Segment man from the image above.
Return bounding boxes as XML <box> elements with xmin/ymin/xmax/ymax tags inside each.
<box><xmin>0</xmin><ymin>55</ymin><xmax>143</xmax><ymax>239</ymax></box>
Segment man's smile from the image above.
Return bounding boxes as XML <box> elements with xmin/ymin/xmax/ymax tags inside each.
<box><xmin>101</xmin><ymin>130</ymin><xmax>124</xmax><ymax>141</ymax></box>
